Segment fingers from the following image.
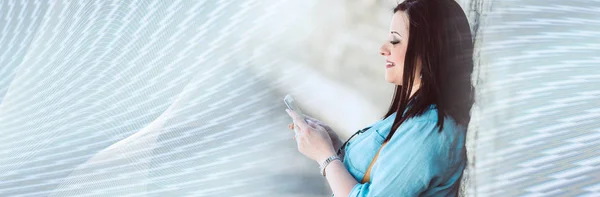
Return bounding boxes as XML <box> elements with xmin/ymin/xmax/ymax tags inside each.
<box><xmin>306</xmin><ymin>120</ymin><xmax>321</xmax><ymax>129</ymax></box>
<box><xmin>286</xmin><ymin>109</ymin><xmax>308</xmax><ymax>130</ymax></box>
<box><xmin>304</xmin><ymin>115</ymin><xmax>316</xmax><ymax>122</ymax></box>
<box><xmin>304</xmin><ymin>115</ymin><xmax>327</xmax><ymax>126</ymax></box>
<box><xmin>304</xmin><ymin>115</ymin><xmax>321</xmax><ymax>125</ymax></box>
<box><xmin>305</xmin><ymin>118</ymin><xmax>332</xmax><ymax>132</ymax></box>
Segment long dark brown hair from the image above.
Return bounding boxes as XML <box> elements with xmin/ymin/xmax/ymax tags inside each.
<box><xmin>383</xmin><ymin>0</ymin><xmax>475</xmax><ymax>143</ymax></box>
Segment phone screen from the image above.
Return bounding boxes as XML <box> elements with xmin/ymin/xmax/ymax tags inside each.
<box><xmin>283</xmin><ymin>94</ymin><xmax>306</xmax><ymax>124</ymax></box>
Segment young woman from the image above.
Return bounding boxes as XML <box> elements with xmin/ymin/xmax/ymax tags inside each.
<box><xmin>286</xmin><ymin>0</ymin><xmax>475</xmax><ymax>196</ymax></box>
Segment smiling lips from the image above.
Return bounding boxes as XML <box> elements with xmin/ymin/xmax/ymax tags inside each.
<box><xmin>386</xmin><ymin>60</ymin><xmax>395</xmax><ymax>68</ymax></box>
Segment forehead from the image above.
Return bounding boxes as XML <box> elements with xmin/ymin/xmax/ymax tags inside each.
<box><xmin>390</xmin><ymin>11</ymin><xmax>409</xmax><ymax>34</ymax></box>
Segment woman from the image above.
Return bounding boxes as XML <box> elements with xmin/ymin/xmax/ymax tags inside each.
<box><xmin>286</xmin><ymin>0</ymin><xmax>474</xmax><ymax>196</ymax></box>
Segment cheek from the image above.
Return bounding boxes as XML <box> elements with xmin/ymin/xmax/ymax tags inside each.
<box><xmin>385</xmin><ymin>47</ymin><xmax>407</xmax><ymax>84</ymax></box>
<box><xmin>390</xmin><ymin>47</ymin><xmax>406</xmax><ymax>64</ymax></box>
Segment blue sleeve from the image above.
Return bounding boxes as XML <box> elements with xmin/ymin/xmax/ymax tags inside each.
<box><xmin>347</xmin><ymin>120</ymin><xmax>445</xmax><ymax>197</ymax></box>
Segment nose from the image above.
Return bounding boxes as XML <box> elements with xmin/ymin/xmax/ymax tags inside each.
<box><xmin>379</xmin><ymin>44</ymin><xmax>390</xmax><ymax>56</ymax></box>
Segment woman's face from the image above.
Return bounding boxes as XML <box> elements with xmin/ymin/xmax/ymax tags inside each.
<box><xmin>380</xmin><ymin>11</ymin><xmax>410</xmax><ymax>85</ymax></box>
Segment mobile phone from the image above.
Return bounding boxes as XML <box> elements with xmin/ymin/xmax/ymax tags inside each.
<box><xmin>283</xmin><ymin>94</ymin><xmax>307</xmax><ymax>127</ymax></box>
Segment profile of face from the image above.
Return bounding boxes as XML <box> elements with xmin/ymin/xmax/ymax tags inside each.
<box><xmin>379</xmin><ymin>11</ymin><xmax>411</xmax><ymax>85</ymax></box>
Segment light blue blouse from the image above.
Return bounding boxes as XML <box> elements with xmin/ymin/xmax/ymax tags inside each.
<box><xmin>333</xmin><ymin>105</ymin><xmax>467</xmax><ymax>197</ymax></box>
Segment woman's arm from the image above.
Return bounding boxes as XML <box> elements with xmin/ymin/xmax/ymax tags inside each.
<box><xmin>322</xmin><ymin>158</ymin><xmax>359</xmax><ymax>197</ymax></box>
<box><xmin>298</xmin><ymin>115</ymin><xmax>356</xmax><ymax>196</ymax></box>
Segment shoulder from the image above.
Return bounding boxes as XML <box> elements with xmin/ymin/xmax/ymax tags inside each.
<box><xmin>403</xmin><ymin>104</ymin><xmax>466</xmax><ymax>137</ymax></box>
<box><xmin>391</xmin><ymin>105</ymin><xmax>467</xmax><ymax>165</ymax></box>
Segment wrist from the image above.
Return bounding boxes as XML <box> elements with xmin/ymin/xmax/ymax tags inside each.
<box><xmin>319</xmin><ymin>155</ymin><xmax>341</xmax><ymax>177</ymax></box>
<box><xmin>317</xmin><ymin>149</ymin><xmax>337</xmax><ymax>164</ymax></box>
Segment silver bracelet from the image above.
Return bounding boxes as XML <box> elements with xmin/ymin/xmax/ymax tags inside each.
<box><xmin>319</xmin><ymin>155</ymin><xmax>341</xmax><ymax>177</ymax></box>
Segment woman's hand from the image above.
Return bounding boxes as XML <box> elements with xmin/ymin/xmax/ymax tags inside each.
<box><xmin>303</xmin><ymin>115</ymin><xmax>343</xmax><ymax>152</ymax></box>
<box><xmin>289</xmin><ymin>115</ymin><xmax>343</xmax><ymax>152</ymax></box>
<box><xmin>286</xmin><ymin>109</ymin><xmax>337</xmax><ymax>164</ymax></box>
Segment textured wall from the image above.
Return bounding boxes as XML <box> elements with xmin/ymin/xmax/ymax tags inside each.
<box><xmin>470</xmin><ymin>0</ymin><xmax>600</xmax><ymax>196</ymax></box>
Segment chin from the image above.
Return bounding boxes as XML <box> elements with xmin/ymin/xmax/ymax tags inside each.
<box><xmin>386</xmin><ymin>78</ymin><xmax>403</xmax><ymax>86</ymax></box>
<box><xmin>385</xmin><ymin>74</ymin><xmax>399</xmax><ymax>85</ymax></box>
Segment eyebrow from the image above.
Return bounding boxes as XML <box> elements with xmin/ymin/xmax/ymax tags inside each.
<box><xmin>391</xmin><ymin>31</ymin><xmax>402</xmax><ymax>37</ymax></box>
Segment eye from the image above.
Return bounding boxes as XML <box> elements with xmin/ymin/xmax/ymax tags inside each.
<box><xmin>389</xmin><ymin>40</ymin><xmax>400</xmax><ymax>45</ymax></box>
